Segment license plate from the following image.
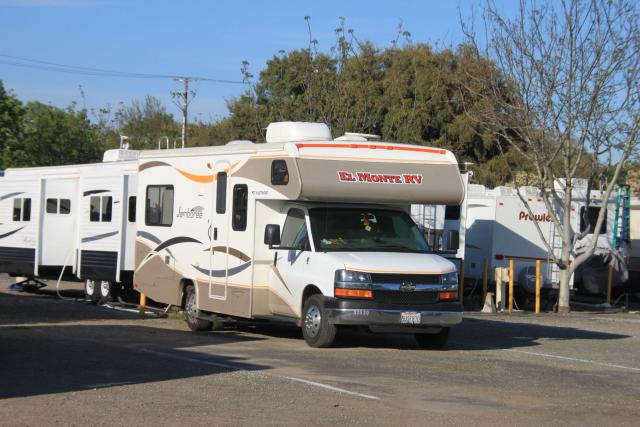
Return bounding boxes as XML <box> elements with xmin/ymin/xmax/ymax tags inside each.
<box><xmin>401</xmin><ymin>312</ymin><xmax>421</xmax><ymax>325</ymax></box>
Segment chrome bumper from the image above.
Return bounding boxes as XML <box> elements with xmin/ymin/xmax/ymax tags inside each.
<box><xmin>325</xmin><ymin>308</ymin><xmax>463</xmax><ymax>328</ymax></box>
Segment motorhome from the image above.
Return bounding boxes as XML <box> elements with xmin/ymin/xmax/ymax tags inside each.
<box><xmin>134</xmin><ymin>122</ymin><xmax>465</xmax><ymax>348</ymax></box>
<box><xmin>0</xmin><ymin>149</ymin><xmax>138</xmax><ymax>301</ymax></box>
<box><xmin>463</xmin><ymin>180</ymin><xmax>621</xmax><ymax>296</ymax></box>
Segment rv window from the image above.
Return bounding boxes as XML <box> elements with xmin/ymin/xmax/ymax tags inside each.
<box><xmin>128</xmin><ymin>196</ymin><xmax>136</xmax><ymax>222</ymax></box>
<box><xmin>281</xmin><ymin>209</ymin><xmax>308</xmax><ymax>248</ymax></box>
<box><xmin>101</xmin><ymin>196</ymin><xmax>112</xmax><ymax>222</ymax></box>
<box><xmin>216</xmin><ymin>172</ymin><xmax>227</xmax><ymax>214</ymax></box>
<box><xmin>22</xmin><ymin>198</ymin><xmax>31</xmax><ymax>221</ymax></box>
<box><xmin>232</xmin><ymin>184</ymin><xmax>248</xmax><ymax>231</ymax></box>
<box><xmin>445</xmin><ymin>205</ymin><xmax>461</xmax><ymax>220</ymax></box>
<box><xmin>90</xmin><ymin>196</ymin><xmax>100</xmax><ymax>222</ymax></box>
<box><xmin>145</xmin><ymin>185</ymin><xmax>174</xmax><ymax>227</ymax></box>
<box><xmin>46</xmin><ymin>198</ymin><xmax>57</xmax><ymax>214</ymax></box>
<box><xmin>59</xmin><ymin>199</ymin><xmax>71</xmax><ymax>215</ymax></box>
<box><xmin>13</xmin><ymin>198</ymin><xmax>21</xmax><ymax>221</ymax></box>
<box><xmin>271</xmin><ymin>160</ymin><xmax>289</xmax><ymax>185</ymax></box>
<box><xmin>580</xmin><ymin>206</ymin><xmax>606</xmax><ymax>234</ymax></box>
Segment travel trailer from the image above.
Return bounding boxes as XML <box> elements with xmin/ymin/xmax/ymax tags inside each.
<box><xmin>629</xmin><ymin>197</ymin><xmax>640</xmax><ymax>283</ymax></box>
<box><xmin>463</xmin><ymin>180</ymin><xmax>621</xmax><ymax>296</ymax></box>
<box><xmin>134</xmin><ymin>122</ymin><xmax>465</xmax><ymax>348</ymax></box>
<box><xmin>0</xmin><ymin>149</ymin><xmax>138</xmax><ymax>301</ymax></box>
<box><xmin>410</xmin><ymin>171</ymin><xmax>471</xmax><ymax>273</ymax></box>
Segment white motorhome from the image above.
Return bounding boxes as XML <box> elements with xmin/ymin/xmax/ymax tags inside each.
<box><xmin>134</xmin><ymin>122</ymin><xmax>464</xmax><ymax>348</ymax></box>
<box><xmin>0</xmin><ymin>149</ymin><xmax>138</xmax><ymax>301</ymax></box>
<box><xmin>464</xmin><ymin>181</ymin><xmax>619</xmax><ymax>295</ymax></box>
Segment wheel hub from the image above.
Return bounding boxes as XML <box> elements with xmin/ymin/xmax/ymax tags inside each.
<box><xmin>100</xmin><ymin>281</ymin><xmax>111</xmax><ymax>297</ymax></box>
<box><xmin>304</xmin><ymin>305</ymin><xmax>321</xmax><ymax>337</ymax></box>
<box><xmin>86</xmin><ymin>280</ymin><xmax>95</xmax><ymax>296</ymax></box>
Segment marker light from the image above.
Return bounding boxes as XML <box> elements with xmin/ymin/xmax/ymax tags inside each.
<box><xmin>335</xmin><ymin>288</ymin><xmax>373</xmax><ymax>298</ymax></box>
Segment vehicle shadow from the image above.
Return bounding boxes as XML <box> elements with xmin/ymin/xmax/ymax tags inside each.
<box><xmin>0</xmin><ymin>322</ymin><xmax>270</xmax><ymax>400</ymax></box>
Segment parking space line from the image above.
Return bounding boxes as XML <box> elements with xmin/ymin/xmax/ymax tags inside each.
<box><xmin>457</xmin><ymin>342</ymin><xmax>640</xmax><ymax>372</ymax></box>
<box><xmin>284</xmin><ymin>376</ymin><xmax>381</xmax><ymax>400</ymax></box>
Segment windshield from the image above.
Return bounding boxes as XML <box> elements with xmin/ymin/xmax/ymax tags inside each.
<box><xmin>308</xmin><ymin>207</ymin><xmax>430</xmax><ymax>253</ymax></box>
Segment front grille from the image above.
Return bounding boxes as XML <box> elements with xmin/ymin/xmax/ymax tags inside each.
<box><xmin>373</xmin><ymin>290</ymin><xmax>439</xmax><ymax>306</ymax></box>
<box><xmin>370</xmin><ymin>273</ymin><xmax>441</xmax><ymax>284</ymax></box>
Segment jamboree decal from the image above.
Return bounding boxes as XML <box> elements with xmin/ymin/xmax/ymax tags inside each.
<box><xmin>337</xmin><ymin>171</ymin><xmax>423</xmax><ymax>184</ymax></box>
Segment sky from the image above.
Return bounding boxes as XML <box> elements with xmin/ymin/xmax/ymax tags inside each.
<box><xmin>0</xmin><ymin>0</ymin><xmax>518</xmax><ymax>124</ymax></box>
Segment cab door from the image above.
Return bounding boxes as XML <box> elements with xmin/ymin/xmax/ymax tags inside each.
<box><xmin>269</xmin><ymin>207</ymin><xmax>313</xmax><ymax>317</ymax></box>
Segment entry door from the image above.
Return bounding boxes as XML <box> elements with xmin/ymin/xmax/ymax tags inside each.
<box><xmin>209</xmin><ymin>161</ymin><xmax>230</xmax><ymax>299</ymax></box>
<box><xmin>40</xmin><ymin>177</ymin><xmax>79</xmax><ymax>267</ymax></box>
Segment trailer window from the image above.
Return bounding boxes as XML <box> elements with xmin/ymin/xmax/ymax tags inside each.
<box><xmin>59</xmin><ymin>199</ymin><xmax>71</xmax><ymax>215</ymax></box>
<box><xmin>445</xmin><ymin>205</ymin><xmax>461</xmax><ymax>220</ymax></box>
<box><xmin>232</xmin><ymin>184</ymin><xmax>248</xmax><ymax>231</ymax></box>
<box><xmin>216</xmin><ymin>172</ymin><xmax>227</xmax><ymax>214</ymax></box>
<box><xmin>271</xmin><ymin>160</ymin><xmax>289</xmax><ymax>185</ymax></box>
<box><xmin>12</xmin><ymin>198</ymin><xmax>31</xmax><ymax>222</ymax></box>
<box><xmin>580</xmin><ymin>206</ymin><xmax>606</xmax><ymax>234</ymax></box>
<box><xmin>101</xmin><ymin>196</ymin><xmax>112</xmax><ymax>222</ymax></box>
<box><xmin>128</xmin><ymin>196</ymin><xmax>136</xmax><ymax>222</ymax></box>
<box><xmin>46</xmin><ymin>198</ymin><xmax>57</xmax><ymax>214</ymax></box>
<box><xmin>90</xmin><ymin>197</ymin><xmax>101</xmax><ymax>221</ymax></box>
<box><xmin>146</xmin><ymin>185</ymin><xmax>174</xmax><ymax>227</ymax></box>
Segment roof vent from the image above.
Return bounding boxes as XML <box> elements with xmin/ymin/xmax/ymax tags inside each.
<box><xmin>226</xmin><ymin>140</ymin><xmax>254</xmax><ymax>146</ymax></box>
<box><xmin>265</xmin><ymin>122</ymin><xmax>332</xmax><ymax>143</ymax></box>
<box><xmin>334</xmin><ymin>132</ymin><xmax>381</xmax><ymax>142</ymax></box>
<box><xmin>102</xmin><ymin>149</ymin><xmax>139</xmax><ymax>162</ymax></box>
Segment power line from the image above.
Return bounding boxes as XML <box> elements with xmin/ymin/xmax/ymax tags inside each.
<box><xmin>0</xmin><ymin>53</ymin><xmax>246</xmax><ymax>84</ymax></box>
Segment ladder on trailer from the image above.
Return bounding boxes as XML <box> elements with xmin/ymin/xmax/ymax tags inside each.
<box><xmin>547</xmin><ymin>223</ymin><xmax>563</xmax><ymax>286</ymax></box>
<box><xmin>613</xmin><ymin>184</ymin><xmax>631</xmax><ymax>254</ymax></box>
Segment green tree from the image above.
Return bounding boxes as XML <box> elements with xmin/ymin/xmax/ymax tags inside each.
<box><xmin>0</xmin><ymin>80</ymin><xmax>25</xmax><ymax>169</ymax></box>
<box><xmin>4</xmin><ymin>101</ymin><xmax>102</xmax><ymax>167</ymax></box>
<box><xmin>115</xmin><ymin>96</ymin><xmax>179</xmax><ymax>149</ymax></box>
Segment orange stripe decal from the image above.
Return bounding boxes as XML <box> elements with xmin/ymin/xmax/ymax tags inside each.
<box><xmin>296</xmin><ymin>143</ymin><xmax>446</xmax><ymax>155</ymax></box>
<box><xmin>174</xmin><ymin>160</ymin><xmax>241</xmax><ymax>184</ymax></box>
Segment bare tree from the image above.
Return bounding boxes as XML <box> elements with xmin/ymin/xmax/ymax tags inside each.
<box><xmin>462</xmin><ymin>0</ymin><xmax>640</xmax><ymax>313</ymax></box>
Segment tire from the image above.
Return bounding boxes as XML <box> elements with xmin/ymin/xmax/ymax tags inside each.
<box><xmin>184</xmin><ymin>285</ymin><xmax>212</xmax><ymax>332</ymax></box>
<box><xmin>84</xmin><ymin>279</ymin><xmax>99</xmax><ymax>302</ymax></box>
<box><xmin>302</xmin><ymin>294</ymin><xmax>336</xmax><ymax>348</ymax></box>
<box><xmin>414</xmin><ymin>328</ymin><xmax>450</xmax><ymax>350</ymax></box>
<box><xmin>98</xmin><ymin>280</ymin><xmax>118</xmax><ymax>303</ymax></box>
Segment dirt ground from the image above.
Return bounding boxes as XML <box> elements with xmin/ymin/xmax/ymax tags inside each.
<box><xmin>1</xmin><ymin>275</ymin><xmax>639</xmax><ymax>426</ymax></box>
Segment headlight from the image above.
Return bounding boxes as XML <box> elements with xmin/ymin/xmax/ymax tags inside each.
<box><xmin>335</xmin><ymin>269</ymin><xmax>371</xmax><ymax>284</ymax></box>
<box><xmin>441</xmin><ymin>271</ymin><xmax>458</xmax><ymax>287</ymax></box>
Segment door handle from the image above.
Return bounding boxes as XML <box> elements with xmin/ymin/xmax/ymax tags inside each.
<box><xmin>214</xmin><ymin>227</ymin><xmax>218</xmax><ymax>240</ymax></box>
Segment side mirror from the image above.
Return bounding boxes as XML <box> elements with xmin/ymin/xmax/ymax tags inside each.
<box><xmin>446</xmin><ymin>230</ymin><xmax>460</xmax><ymax>251</ymax></box>
<box><xmin>264</xmin><ymin>224</ymin><xmax>281</xmax><ymax>248</ymax></box>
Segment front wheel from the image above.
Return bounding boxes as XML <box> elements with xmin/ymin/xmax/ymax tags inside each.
<box><xmin>302</xmin><ymin>294</ymin><xmax>336</xmax><ymax>348</ymax></box>
<box><xmin>184</xmin><ymin>285</ymin><xmax>212</xmax><ymax>332</ymax></box>
<box><xmin>415</xmin><ymin>328</ymin><xmax>450</xmax><ymax>350</ymax></box>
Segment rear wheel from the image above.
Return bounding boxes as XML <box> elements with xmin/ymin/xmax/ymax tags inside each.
<box><xmin>184</xmin><ymin>285</ymin><xmax>212</xmax><ymax>332</ymax></box>
<box><xmin>99</xmin><ymin>280</ymin><xmax>118</xmax><ymax>303</ymax></box>
<box><xmin>414</xmin><ymin>328</ymin><xmax>450</xmax><ymax>350</ymax></box>
<box><xmin>84</xmin><ymin>279</ymin><xmax>99</xmax><ymax>302</ymax></box>
<box><xmin>302</xmin><ymin>294</ymin><xmax>336</xmax><ymax>348</ymax></box>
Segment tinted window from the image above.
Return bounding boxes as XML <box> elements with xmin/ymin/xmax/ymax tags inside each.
<box><xmin>90</xmin><ymin>196</ymin><xmax>100</xmax><ymax>222</ymax></box>
<box><xmin>232</xmin><ymin>184</ymin><xmax>248</xmax><ymax>231</ymax></box>
<box><xmin>445</xmin><ymin>205</ymin><xmax>461</xmax><ymax>220</ymax></box>
<box><xmin>216</xmin><ymin>172</ymin><xmax>227</xmax><ymax>214</ymax></box>
<box><xmin>146</xmin><ymin>185</ymin><xmax>174</xmax><ymax>226</ymax></box>
<box><xmin>46</xmin><ymin>198</ymin><xmax>57</xmax><ymax>214</ymax></box>
<box><xmin>580</xmin><ymin>206</ymin><xmax>606</xmax><ymax>234</ymax></box>
<box><xmin>100</xmin><ymin>196</ymin><xmax>112</xmax><ymax>222</ymax></box>
<box><xmin>13</xmin><ymin>198</ymin><xmax>21</xmax><ymax>221</ymax></box>
<box><xmin>22</xmin><ymin>198</ymin><xmax>31</xmax><ymax>221</ymax></box>
<box><xmin>280</xmin><ymin>209</ymin><xmax>307</xmax><ymax>248</ymax></box>
<box><xmin>271</xmin><ymin>160</ymin><xmax>289</xmax><ymax>185</ymax></box>
<box><xmin>59</xmin><ymin>199</ymin><xmax>71</xmax><ymax>215</ymax></box>
<box><xmin>128</xmin><ymin>196</ymin><xmax>136</xmax><ymax>222</ymax></box>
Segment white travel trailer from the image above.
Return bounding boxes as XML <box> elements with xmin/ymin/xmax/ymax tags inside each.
<box><xmin>464</xmin><ymin>180</ymin><xmax>619</xmax><ymax>295</ymax></box>
<box><xmin>0</xmin><ymin>149</ymin><xmax>138</xmax><ymax>301</ymax></box>
<box><xmin>134</xmin><ymin>122</ymin><xmax>465</xmax><ymax>348</ymax></box>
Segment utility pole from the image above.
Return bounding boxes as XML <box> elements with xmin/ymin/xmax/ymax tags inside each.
<box><xmin>171</xmin><ymin>77</ymin><xmax>196</xmax><ymax>147</ymax></box>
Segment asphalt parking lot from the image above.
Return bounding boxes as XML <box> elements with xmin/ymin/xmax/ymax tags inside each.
<box><xmin>1</xmin><ymin>276</ymin><xmax>639</xmax><ymax>426</ymax></box>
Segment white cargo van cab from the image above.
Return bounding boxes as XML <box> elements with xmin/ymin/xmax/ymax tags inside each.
<box><xmin>134</xmin><ymin>122</ymin><xmax>464</xmax><ymax>348</ymax></box>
